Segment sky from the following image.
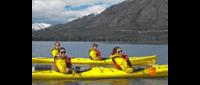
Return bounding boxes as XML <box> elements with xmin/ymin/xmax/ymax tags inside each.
<box><xmin>32</xmin><ymin>0</ymin><xmax>126</xmax><ymax>25</ymax></box>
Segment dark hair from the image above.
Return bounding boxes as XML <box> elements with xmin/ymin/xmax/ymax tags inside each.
<box><xmin>54</xmin><ymin>41</ymin><xmax>61</xmax><ymax>45</ymax></box>
<box><xmin>92</xmin><ymin>42</ymin><xmax>98</xmax><ymax>47</ymax></box>
<box><xmin>111</xmin><ymin>47</ymin><xmax>121</xmax><ymax>55</ymax></box>
<box><xmin>59</xmin><ymin>47</ymin><xmax>66</xmax><ymax>52</ymax></box>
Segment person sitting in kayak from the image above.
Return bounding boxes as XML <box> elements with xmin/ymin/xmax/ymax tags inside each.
<box><xmin>110</xmin><ymin>47</ymin><xmax>157</xmax><ymax>74</ymax></box>
<box><xmin>88</xmin><ymin>43</ymin><xmax>101</xmax><ymax>60</ymax></box>
<box><xmin>52</xmin><ymin>41</ymin><xmax>63</xmax><ymax>58</ymax></box>
<box><xmin>54</xmin><ymin>47</ymin><xmax>92</xmax><ymax>74</ymax></box>
<box><xmin>54</xmin><ymin>47</ymin><xmax>72</xmax><ymax>74</ymax></box>
<box><xmin>110</xmin><ymin>47</ymin><xmax>133</xmax><ymax>73</ymax></box>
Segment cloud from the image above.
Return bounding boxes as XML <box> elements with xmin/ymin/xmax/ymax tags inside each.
<box><xmin>63</xmin><ymin>0</ymin><xmax>125</xmax><ymax>6</ymax></box>
<box><xmin>32</xmin><ymin>0</ymin><xmax>66</xmax><ymax>24</ymax></box>
<box><xmin>32</xmin><ymin>0</ymin><xmax>126</xmax><ymax>24</ymax></box>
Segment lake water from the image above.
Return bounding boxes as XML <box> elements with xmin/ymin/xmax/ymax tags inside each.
<box><xmin>32</xmin><ymin>41</ymin><xmax>168</xmax><ymax>85</ymax></box>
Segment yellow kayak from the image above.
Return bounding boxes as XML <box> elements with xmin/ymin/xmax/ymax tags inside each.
<box><xmin>32</xmin><ymin>55</ymin><xmax>156</xmax><ymax>65</ymax></box>
<box><xmin>32</xmin><ymin>64</ymin><xmax>168</xmax><ymax>80</ymax></box>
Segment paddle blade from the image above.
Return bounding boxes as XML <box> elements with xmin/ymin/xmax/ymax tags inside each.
<box><xmin>146</xmin><ymin>66</ymin><xmax>156</xmax><ymax>76</ymax></box>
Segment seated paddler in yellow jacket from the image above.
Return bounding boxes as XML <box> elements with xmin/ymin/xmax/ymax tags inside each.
<box><xmin>88</xmin><ymin>43</ymin><xmax>102</xmax><ymax>61</ymax></box>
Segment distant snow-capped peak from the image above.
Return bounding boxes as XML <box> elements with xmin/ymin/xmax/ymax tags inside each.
<box><xmin>32</xmin><ymin>23</ymin><xmax>51</xmax><ymax>30</ymax></box>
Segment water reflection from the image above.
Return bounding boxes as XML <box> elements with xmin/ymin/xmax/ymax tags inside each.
<box><xmin>32</xmin><ymin>78</ymin><xmax>168</xmax><ymax>85</ymax></box>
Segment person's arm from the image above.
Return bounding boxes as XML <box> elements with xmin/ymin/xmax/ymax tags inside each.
<box><xmin>52</xmin><ymin>49</ymin><xmax>57</xmax><ymax>58</ymax></box>
<box><xmin>123</xmin><ymin>54</ymin><xmax>132</xmax><ymax>67</ymax></box>
<box><xmin>112</xmin><ymin>57</ymin><xmax>121</xmax><ymax>70</ymax></box>
<box><xmin>109</xmin><ymin>55</ymin><xmax>113</xmax><ymax>58</ymax></box>
<box><xmin>89</xmin><ymin>50</ymin><xmax>96</xmax><ymax>60</ymax></box>
<box><xmin>64</xmin><ymin>56</ymin><xmax>72</xmax><ymax>69</ymax></box>
<box><xmin>54</xmin><ymin>56</ymin><xmax>57</xmax><ymax>63</ymax></box>
<box><xmin>88</xmin><ymin>51</ymin><xmax>92</xmax><ymax>60</ymax></box>
<box><xmin>67</xmin><ymin>57</ymin><xmax>72</xmax><ymax>68</ymax></box>
<box><xmin>53</xmin><ymin>56</ymin><xmax>59</xmax><ymax>71</ymax></box>
<box><xmin>97</xmin><ymin>50</ymin><xmax>101</xmax><ymax>59</ymax></box>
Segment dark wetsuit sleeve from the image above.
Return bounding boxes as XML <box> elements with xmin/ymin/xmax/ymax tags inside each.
<box><xmin>65</xmin><ymin>57</ymin><xmax>72</xmax><ymax>68</ymax></box>
<box><xmin>68</xmin><ymin>57</ymin><xmax>72</xmax><ymax>68</ymax></box>
<box><xmin>124</xmin><ymin>55</ymin><xmax>132</xmax><ymax>67</ymax></box>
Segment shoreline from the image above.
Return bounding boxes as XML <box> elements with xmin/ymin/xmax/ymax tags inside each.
<box><xmin>32</xmin><ymin>41</ymin><xmax>168</xmax><ymax>45</ymax></box>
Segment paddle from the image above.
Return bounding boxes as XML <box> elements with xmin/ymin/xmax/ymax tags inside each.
<box><xmin>72</xmin><ymin>65</ymin><xmax>92</xmax><ymax>76</ymax></box>
<box><xmin>145</xmin><ymin>66</ymin><xmax>157</xmax><ymax>76</ymax></box>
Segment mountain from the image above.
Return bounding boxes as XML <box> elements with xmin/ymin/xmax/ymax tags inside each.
<box><xmin>32</xmin><ymin>23</ymin><xmax>51</xmax><ymax>31</ymax></box>
<box><xmin>32</xmin><ymin>0</ymin><xmax>168</xmax><ymax>44</ymax></box>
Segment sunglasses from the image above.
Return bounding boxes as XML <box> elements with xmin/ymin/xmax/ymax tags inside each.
<box><xmin>117</xmin><ymin>50</ymin><xmax>122</xmax><ymax>53</ymax></box>
<box><xmin>60</xmin><ymin>51</ymin><xmax>66</xmax><ymax>54</ymax></box>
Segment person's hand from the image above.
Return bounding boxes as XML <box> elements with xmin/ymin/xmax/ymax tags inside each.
<box><xmin>52</xmin><ymin>63</ymin><xmax>55</xmax><ymax>66</ymax></box>
<box><xmin>66</xmin><ymin>68</ymin><xmax>69</xmax><ymax>72</ymax></box>
<box><xmin>125</xmin><ymin>68</ymin><xmax>133</xmax><ymax>73</ymax></box>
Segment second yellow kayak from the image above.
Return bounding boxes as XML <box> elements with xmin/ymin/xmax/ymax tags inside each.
<box><xmin>32</xmin><ymin>55</ymin><xmax>156</xmax><ymax>65</ymax></box>
<box><xmin>32</xmin><ymin>64</ymin><xmax>167</xmax><ymax>80</ymax></box>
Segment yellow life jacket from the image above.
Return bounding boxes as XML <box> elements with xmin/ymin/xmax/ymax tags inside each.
<box><xmin>52</xmin><ymin>48</ymin><xmax>59</xmax><ymax>58</ymax></box>
<box><xmin>55</xmin><ymin>57</ymin><xmax>67</xmax><ymax>73</ymax></box>
<box><xmin>111</xmin><ymin>54</ymin><xmax>133</xmax><ymax>73</ymax></box>
<box><xmin>89</xmin><ymin>49</ymin><xmax>101</xmax><ymax>60</ymax></box>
